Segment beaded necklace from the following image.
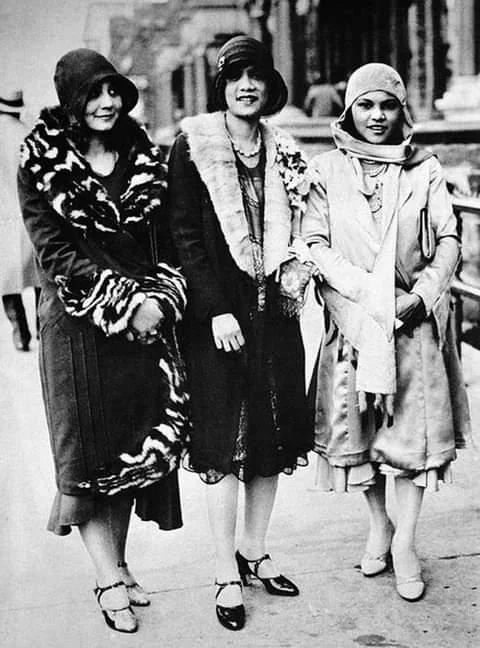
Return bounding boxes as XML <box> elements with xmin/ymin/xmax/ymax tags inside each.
<box><xmin>360</xmin><ymin>160</ymin><xmax>387</xmax><ymax>215</ymax></box>
<box><xmin>224</xmin><ymin>114</ymin><xmax>262</xmax><ymax>158</ymax></box>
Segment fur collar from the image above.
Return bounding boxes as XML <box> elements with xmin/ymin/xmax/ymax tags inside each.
<box><xmin>181</xmin><ymin>112</ymin><xmax>308</xmax><ymax>278</ymax></box>
<box><xmin>20</xmin><ymin>106</ymin><xmax>167</xmax><ymax>238</ymax></box>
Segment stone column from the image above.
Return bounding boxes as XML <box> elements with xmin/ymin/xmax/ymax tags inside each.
<box><xmin>272</xmin><ymin>0</ymin><xmax>294</xmax><ymax>100</ymax></box>
<box><xmin>193</xmin><ymin>47</ymin><xmax>208</xmax><ymax>114</ymax></box>
<box><xmin>449</xmin><ymin>0</ymin><xmax>475</xmax><ymax>77</ymax></box>
<box><xmin>183</xmin><ymin>57</ymin><xmax>195</xmax><ymax>117</ymax></box>
<box><xmin>153</xmin><ymin>71</ymin><xmax>174</xmax><ymax>129</ymax></box>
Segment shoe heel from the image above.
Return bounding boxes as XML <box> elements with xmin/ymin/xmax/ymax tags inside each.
<box><xmin>235</xmin><ymin>551</ymin><xmax>250</xmax><ymax>584</ymax></box>
<box><xmin>239</xmin><ymin>571</ymin><xmax>251</xmax><ymax>586</ymax></box>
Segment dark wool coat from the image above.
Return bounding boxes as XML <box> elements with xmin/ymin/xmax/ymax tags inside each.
<box><xmin>19</xmin><ymin>109</ymin><xmax>189</xmax><ymax>502</ymax></box>
<box><xmin>168</xmin><ymin>113</ymin><xmax>314</xmax><ymax>478</ymax></box>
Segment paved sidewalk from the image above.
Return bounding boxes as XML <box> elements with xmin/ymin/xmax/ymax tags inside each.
<box><xmin>0</xmin><ymin>289</ymin><xmax>478</xmax><ymax>648</ymax></box>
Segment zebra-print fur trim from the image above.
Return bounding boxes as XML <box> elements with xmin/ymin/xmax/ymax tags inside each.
<box><xmin>21</xmin><ymin>107</ymin><xmax>186</xmax><ymax>335</ymax></box>
<box><xmin>94</xmin><ymin>340</ymin><xmax>189</xmax><ymax>495</ymax></box>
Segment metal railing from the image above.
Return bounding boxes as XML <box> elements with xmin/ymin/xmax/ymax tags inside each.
<box><xmin>452</xmin><ymin>196</ymin><xmax>480</xmax><ymax>351</ymax></box>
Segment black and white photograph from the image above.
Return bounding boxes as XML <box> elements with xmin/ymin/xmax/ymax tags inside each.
<box><xmin>0</xmin><ymin>1</ymin><xmax>479</xmax><ymax>646</ymax></box>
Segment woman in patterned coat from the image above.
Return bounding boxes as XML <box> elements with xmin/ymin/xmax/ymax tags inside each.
<box><xmin>18</xmin><ymin>49</ymin><xmax>189</xmax><ymax>633</ymax></box>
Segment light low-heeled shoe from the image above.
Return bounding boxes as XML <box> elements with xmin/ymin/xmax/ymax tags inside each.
<box><xmin>361</xmin><ymin>522</ymin><xmax>394</xmax><ymax>577</ymax></box>
<box><xmin>395</xmin><ymin>574</ymin><xmax>425</xmax><ymax>601</ymax></box>
<box><xmin>392</xmin><ymin>548</ymin><xmax>425</xmax><ymax>601</ymax></box>
<box><xmin>360</xmin><ymin>550</ymin><xmax>391</xmax><ymax>577</ymax></box>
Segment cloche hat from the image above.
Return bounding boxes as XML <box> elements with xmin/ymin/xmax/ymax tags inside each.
<box><xmin>211</xmin><ymin>36</ymin><xmax>288</xmax><ymax>116</ymax></box>
<box><xmin>54</xmin><ymin>48</ymin><xmax>138</xmax><ymax>122</ymax></box>
<box><xmin>343</xmin><ymin>62</ymin><xmax>412</xmax><ymax>128</ymax></box>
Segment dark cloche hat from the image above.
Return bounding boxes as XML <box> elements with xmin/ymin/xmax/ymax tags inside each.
<box><xmin>54</xmin><ymin>48</ymin><xmax>138</xmax><ymax>121</ymax></box>
<box><xmin>212</xmin><ymin>35</ymin><xmax>288</xmax><ymax>116</ymax></box>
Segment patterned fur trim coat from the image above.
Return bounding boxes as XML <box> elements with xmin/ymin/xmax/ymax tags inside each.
<box><xmin>18</xmin><ymin>107</ymin><xmax>189</xmax><ymax>496</ymax></box>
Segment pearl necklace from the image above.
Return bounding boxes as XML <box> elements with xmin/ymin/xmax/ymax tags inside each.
<box><xmin>227</xmin><ymin>129</ymin><xmax>262</xmax><ymax>158</ymax></box>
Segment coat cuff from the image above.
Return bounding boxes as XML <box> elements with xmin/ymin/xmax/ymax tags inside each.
<box><xmin>56</xmin><ymin>269</ymin><xmax>146</xmax><ymax>336</ymax></box>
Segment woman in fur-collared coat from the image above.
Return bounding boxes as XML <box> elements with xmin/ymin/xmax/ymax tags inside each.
<box><xmin>168</xmin><ymin>36</ymin><xmax>313</xmax><ymax>631</ymax></box>
<box><xmin>18</xmin><ymin>49</ymin><xmax>189</xmax><ymax>633</ymax></box>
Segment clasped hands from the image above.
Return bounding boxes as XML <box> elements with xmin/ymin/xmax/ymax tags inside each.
<box><xmin>126</xmin><ymin>297</ymin><xmax>164</xmax><ymax>344</ymax></box>
<box><xmin>395</xmin><ymin>290</ymin><xmax>425</xmax><ymax>332</ymax></box>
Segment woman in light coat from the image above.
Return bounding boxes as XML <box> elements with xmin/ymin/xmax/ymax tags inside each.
<box><xmin>302</xmin><ymin>63</ymin><xmax>470</xmax><ymax>602</ymax></box>
<box><xmin>0</xmin><ymin>89</ymin><xmax>36</xmax><ymax>350</ymax></box>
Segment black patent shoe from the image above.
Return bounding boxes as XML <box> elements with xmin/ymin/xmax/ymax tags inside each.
<box><xmin>215</xmin><ymin>580</ymin><xmax>245</xmax><ymax>631</ymax></box>
<box><xmin>235</xmin><ymin>551</ymin><xmax>299</xmax><ymax>597</ymax></box>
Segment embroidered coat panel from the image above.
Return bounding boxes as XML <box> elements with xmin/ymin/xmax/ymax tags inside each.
<box><xmin>168</xmin><ymin>124</ymin><xmax>313</xmax><ymax>477</ymax></box>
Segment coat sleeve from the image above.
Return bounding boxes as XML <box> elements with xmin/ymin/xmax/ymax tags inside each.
<box><xmin>411</xmin><ymin>158</ymin><xmax>461</xmax><ymax>314</ymax></box>
<box><xmin>18</xmin><ymin>165</ymin><xmax>99</xmax><ymax>286</ymax></box>
<box><xmin>302</xmin><ymin>161</ymin><xmax>374</xmax><ymax>305</ymax></box>
<box><xmin>168</xmin><ymin>133</ymin><xmax>231</xmax><ymax>322</ymax></box>
<box><xmin>18</xmin><ymin>166</ymin><xmax>147</xmax><ymax>335</ymax></box>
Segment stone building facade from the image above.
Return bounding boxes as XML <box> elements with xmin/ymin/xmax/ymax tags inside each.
<box><xmin>82</xmin><ymin>0</ymin><xmax>480</xmax><ymax>134</ymax></box>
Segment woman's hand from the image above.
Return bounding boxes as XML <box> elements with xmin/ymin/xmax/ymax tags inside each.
<box><xmin>212</xmin><ymin>313</ymin><xmax>245</xmax><ymax>352</ymax></box>
<box><xmin>395</xmin><ymin>292</ymin><xmax>426</xmax><ymax>332</ymax></box>
<box><xmin>357</xmin><ymin>391</ymin><xmax>394</xmax><ymax>428</ymax></box>
<box><xmin>396</xmin><ymin>292</ymin><xmax>421</xmax><ymax>320</ymax></box>
<box><xmin>126</xmin><ymin>298</ymin><xmax>164</xmax><ymax>344</ymax></box>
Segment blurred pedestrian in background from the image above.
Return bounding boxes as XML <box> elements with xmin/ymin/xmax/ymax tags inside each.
<box><xmin>303</xmin><ymin>72</ymin><xmax>344</xmax><ymax>118</ymax></box>
<box><xmin>0</xmin><ymin>89</ymin><xmax>37</xmax><ymax>351</ymax></box>
<box><xmin>18</xmin><ymin>48</ymin><xmax>189</xmax><ymax>634</ymax></box>
<box><xmin>168</xmin><ymin>36</ymin><xmax>313</xmax><ymax>631</ymax></box>
<box><xmin>303</xmin><ymin>63</ymin><xmax>470</xmax><ymax>602</ymax></box>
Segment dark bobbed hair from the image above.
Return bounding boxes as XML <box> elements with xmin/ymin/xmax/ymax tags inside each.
<box><xmin>209</xmin><ymin>35</ymin><xmax>288</xmax><ymax>116</ymax></box>
<box><xmin>54</xmin><ymin>48</ymin><xmax>138</xmax><ymax>124</ymax></box>
<box><xmin>211</xmin><ymin>66</ymin><xmax>288</xmax><ymax>116</ymax></box>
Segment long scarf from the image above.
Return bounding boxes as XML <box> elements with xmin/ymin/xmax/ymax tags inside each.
<box><xmin>331</xmin><ymin>118</ymin><xmax>413</xmax><ymax>165</ymax></box>
<box><xmin>318</xmin><ymin>122</ymin><xmax>417</xmax><ymax>394</ymax></box>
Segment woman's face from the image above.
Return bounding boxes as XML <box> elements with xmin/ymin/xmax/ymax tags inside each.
<box><xmin>224</xmin><ymin>64</ymin><xmax>268</xmax><ymax>120</ymax></box>
<box><xmin>84</xmin><ymin>81</ymin><xmax>123</xmax><ymax>132</ymax></box>
<box><xmin>351</xmin><ymin>90</ymin><xmax>402</xmax><ymax>144</ymax></box>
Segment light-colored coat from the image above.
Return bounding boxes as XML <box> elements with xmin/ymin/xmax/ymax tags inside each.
<box><xmin>302</xmin><ymin>149</ymin><xmax>470</xmax><ymax>475</ymax></box>
<box><xmin>0</xmin><ymin>113</ymin><xmax>35</xmax><ymax>294</ymax></box>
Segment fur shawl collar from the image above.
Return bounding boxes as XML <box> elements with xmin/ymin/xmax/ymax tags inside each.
<box><xmin>181</xmin><ymin>112</ymin><xmax>308</xmax><ymax>278</ymax></box>
<box><xmin>20</xmin><ymin>106</ymin><xmax>167</xmax><ymax>238</ymax></box>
